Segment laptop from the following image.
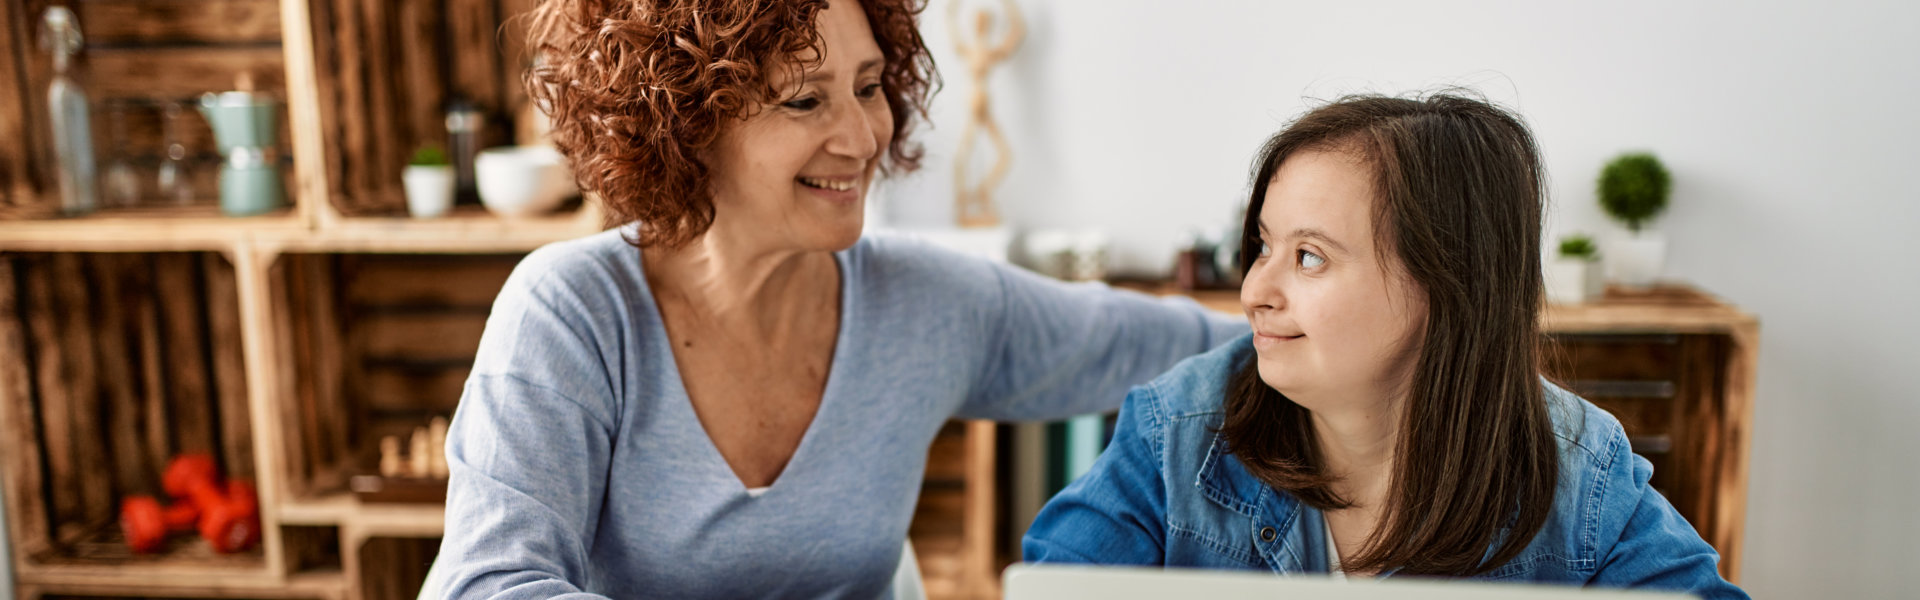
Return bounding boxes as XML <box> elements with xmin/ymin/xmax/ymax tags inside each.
<box><xmin>1003</xmin><ymin>564</ymin><xmax>1698</xmax><ymax>600</ymax></box>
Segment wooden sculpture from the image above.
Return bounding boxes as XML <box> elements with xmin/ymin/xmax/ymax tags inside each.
<box><xmin>950</xmin><ymin>0</ymin><xmax>1024</xmax><ymax>228</ymax></box>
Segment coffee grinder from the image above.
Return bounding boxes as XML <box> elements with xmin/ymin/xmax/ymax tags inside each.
<box><xmin>199</xmin><ymin>75</ymin><xmax>284</xmax><ymax>216</ymax></box>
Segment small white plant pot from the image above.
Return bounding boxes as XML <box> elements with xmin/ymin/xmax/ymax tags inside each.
<box><xmin>1545</xmin><ymin>258</ymin><xmax>1602</xmax><ymax>305</ymax></box>
<box><xmin>402</xmin><ymin>165</ymin><xmax>454</xmax><ymax>219</ymax></box>
<box><xmin>1607</xmin><ymin>234</ymin><xmax>1668</xmax><ymax>289</ymax></box>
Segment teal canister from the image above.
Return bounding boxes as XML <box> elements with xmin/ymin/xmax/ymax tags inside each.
<box><xmin>198</xmin><ymin>91</ymin><xmax>284</xmax><ymax>216</ymax></box>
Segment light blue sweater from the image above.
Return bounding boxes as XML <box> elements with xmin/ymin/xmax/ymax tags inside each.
<box><xmin>434</xmin><ymin>227</ymin><xmax>1246</xmax><ymax>598</ymax></box>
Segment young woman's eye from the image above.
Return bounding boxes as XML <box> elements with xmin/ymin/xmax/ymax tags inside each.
<box><xmin>1297</xmin><ymin>249</ymin><xmax>1325</xmax><ymax>269</ymax></box>
<box><xmin>782</xmin><ymin>96</ymin><xmax>820</xmax><ymax>111</ymax></box>
<box><xmin>857</xmin><ymin>82</ymin><xmax>883</xmax><ymax>99</ymax></box>
<box><xmin>1256</xmin><ymin>242</ymin><xmax>1272</xmax><ymax>258</ymax></box>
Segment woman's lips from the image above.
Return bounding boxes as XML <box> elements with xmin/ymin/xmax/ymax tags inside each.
<box><xmin>797</xmin><ymin>175</ymin><xmax>861</xmax><ymax>204</ymax></box>
<box><xmin>1252</xmin><ymin>331</ymin><xmax>1304</xmax><ymax>349</ymax></box>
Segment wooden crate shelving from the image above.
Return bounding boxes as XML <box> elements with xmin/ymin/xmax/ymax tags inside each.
<box><xmin>0</xmin><ymin>0</ymin><xmax>607</xmax><ymax>587</ymax></box>
<box><xmin>0</xmin><ymin>251</ymin><xmax>268</xmax><ymax>587</ymax></box>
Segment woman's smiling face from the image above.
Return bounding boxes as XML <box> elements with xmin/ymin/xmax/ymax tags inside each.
<box><xmin>1240</xmin><ymin>148</ymin><xmax>1429</xmax><ymax>411</ymax></box>
<box><xmin>704</xmin><ymin>0</ymin><xmax>893</xmax><ymax>252</ymax></box>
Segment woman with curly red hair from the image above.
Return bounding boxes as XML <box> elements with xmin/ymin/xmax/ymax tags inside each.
<box><xmin>428</xmin><ymin>0</ymin><xmax>1245</xmax><ymax>597</ymax></box>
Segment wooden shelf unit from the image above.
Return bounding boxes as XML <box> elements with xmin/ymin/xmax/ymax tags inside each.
<box><xmin>0</xmin><ymin>0</ymin><xmax>629</xmax><ymax>597</ymax></box>
<box><xmin>1127</xmin><ymin>282</ymin><xmax>1759</xmax><ymax>583</ymax></box>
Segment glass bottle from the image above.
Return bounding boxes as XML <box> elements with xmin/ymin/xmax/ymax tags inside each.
<box><xmin>40</xmin><ymin>6</ymin><xmax>96</xmax><ymax>215</ymax></box>
<box><xmin>157</xmin><ymin>100</ymin><xmax>195</xmax><ymax>206</ymax></box>
<box><xmin>100</xmin><ymin>101</ymin><xmax>141</xmax><ymax>208</ymax></box>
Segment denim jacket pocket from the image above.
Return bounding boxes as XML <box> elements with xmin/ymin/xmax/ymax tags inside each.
<box><xmin>1166</xmin><ymin>519</ymin><xmax>1264</xmax><ymax>569</ymax></box>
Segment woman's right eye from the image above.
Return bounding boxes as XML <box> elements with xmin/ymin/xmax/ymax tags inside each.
<box><xmin>1255</xmin><ymin>242</ymin><xmax>1271</xmax><ymax>257</ymax></box>
<box><xmin>782</xmin><ymin>96</ymin><xmax>820</xmax><ymax>111</ymax></box>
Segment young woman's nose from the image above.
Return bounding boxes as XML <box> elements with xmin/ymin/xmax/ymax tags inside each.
<box><xmin>1239</xmin><ymin>260</ymin><xmax>1286</xmax><ymax>315</ymax></box>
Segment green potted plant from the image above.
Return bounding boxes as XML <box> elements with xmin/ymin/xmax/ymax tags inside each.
<box><xmin>403</xmin><ymin>144</ymin><xmax>454</xmax><ymax>218</ymax></box>
<box><xmin>1546</xmin><ymin>233</ymin><xmax>1602</xmax><ymax>304</ymax></box>
<box><xmin>1596</xmin><ymin>152</ymin><xmax>1671</xmax><ymax>288</ymax></box>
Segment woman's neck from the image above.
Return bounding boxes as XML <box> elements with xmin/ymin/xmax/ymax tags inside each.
<box><xmin>1309</xmin><ymin>390</ymin><xmax>1405</xmax><ymax>508</ymax></box>
<box><xmin>641</xmin><ymin>224</ymin><xmax>837</xmax><ymax>333</ymax></box>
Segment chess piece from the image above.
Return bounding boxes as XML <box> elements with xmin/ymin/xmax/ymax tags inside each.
<box><xmin>380</xmin><ymin>435</ymin><xmax>403</xmax><ymax>477</ymax></box>
<box><xmin>409</xmin><ymin>427</ymin><xmax>431</xmax><ymax>478</ymax></box>
<box><xmin>429</xmin><ymin>416</ymin><xmax>449</xmax><ymax>478</ymax></box>
<box><xmin>950</xmin><ymin>0</ymin><xmax>1024</xmax><ymax>228</ymax></box>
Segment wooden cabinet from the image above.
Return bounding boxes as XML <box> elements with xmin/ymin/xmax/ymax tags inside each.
<box><xmin>0</xmin><ymin>0</ymin><xmax>634</xmax><ymax>597</ymax></box>
<box><xmin>1540</xmin><ymin>285</ymin><xmax>1759</xmax><ymax>583</ymax></box>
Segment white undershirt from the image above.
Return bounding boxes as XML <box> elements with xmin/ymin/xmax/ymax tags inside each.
<box><xmin>1324</xmin><ymin>513</ymin><xmax>1347</xmax><ymax>580</ymax></box>
<box><xmin>745</xmin><ymin>486</ymin><xmax>771</xmax><ymax>498</ymax></box>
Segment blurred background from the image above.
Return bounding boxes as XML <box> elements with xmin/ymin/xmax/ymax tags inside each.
<box><xmin>0</xmin><ymin>0</ymin><xmax>1913</xmax><ymax>598</ymax></box>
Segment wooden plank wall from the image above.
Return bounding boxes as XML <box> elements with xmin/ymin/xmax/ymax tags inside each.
<box><xmin>0</xmin><ymin>252</ymin><xmax>255</xmax><ymax>557</ymax></box>
<box><xmin>0</xmin><ymin>0</ymin><xmax>290</xmax><ymax>214</ymax></box>
<box><xmin>341</xmin><ymin>254</ymin><xmax>514</xmax><ymax>421</ymax></box>
<box><xmin>1</xmin><ymin>0</ymin><xmax>55</xmax><ymax>215</ymax></box>
<box><xmin>311</xmin><ymin>0</ymin><xmax>536</xmax><ymax>216</ymax></box>
<box><xmin>356</xmin><ymin>537</ymin><xmax>439</xmax><ymax>600</ymax></box>
<box><xmin>261</xmin><ymin>253</ymin><xmax>513</xmax><ymax>498</ymax></box>
<box><xmin>0</xmin><ymin>257</ymin><xmax>54</xmax><ymax>558</ymax></box>
<box><xmin>270</xmin><ymin>254</ymin><xmax>351</xmax><ymax>496</ymax></box>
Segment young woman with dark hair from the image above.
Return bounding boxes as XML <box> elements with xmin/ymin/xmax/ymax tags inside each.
<box><xmin>1022</xmin><ymin>93</ymin><xmax>1746</xmax><ymax>598</ymax></box>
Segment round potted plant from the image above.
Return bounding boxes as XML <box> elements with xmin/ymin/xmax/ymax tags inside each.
<box><xmin>403</xmin><ymin>145</ymin><xmax>454</xmax><ymax>218</ymax></box>
<box><xmin>1545</xmin><ymin>233</ymin><xmax>1602</xmax><ymax>304</ymax></box>
<box><xmin>1597</xmin><ymin>152</ymin><xmax>1671</xmax><ymax>288</ymax></box>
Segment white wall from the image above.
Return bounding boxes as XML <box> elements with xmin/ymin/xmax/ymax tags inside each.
<box><xmin>885</xmin><ymin>0</ymin><xmax>1920</xmax><ymax>597</ymax></box>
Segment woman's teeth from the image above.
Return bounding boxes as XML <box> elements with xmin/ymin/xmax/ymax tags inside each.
<box><xmin>799</xmin><ymin>177</ymin><xmax>856</xmax><ymax>191</ymax></box>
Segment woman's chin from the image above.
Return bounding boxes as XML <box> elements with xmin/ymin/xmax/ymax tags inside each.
<box><xmin>1256</xmin><ymin>361</ymin><xmax>1306</xmax><ymax>400</ymax></box>
<box><xmin>808</xmin><ymin>217</ymin><xmax>865</xmax><ymax>252</ymax></box>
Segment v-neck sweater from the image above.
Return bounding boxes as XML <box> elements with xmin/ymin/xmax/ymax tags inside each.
<box><xmin>434</xmin><ymin>227</ymin><xmax>1247</xmax><ymax>599</ymax></box>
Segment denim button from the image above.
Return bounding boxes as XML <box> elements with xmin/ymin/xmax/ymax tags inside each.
<box><xmin>1259</xmin><ymin>526</ymin><xmax>1277</xmax><ymax>542</ymax></box>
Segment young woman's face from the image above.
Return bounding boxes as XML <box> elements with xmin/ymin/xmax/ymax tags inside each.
<box><xmin>1241</xmin><ymin>149</ymin><xmax>1429</xmax><ymax>411</ymax></box>
<box><xmin>706</xmin><ymin>0</ymin><xmax>892</xmax><ymax>252</ymax></box>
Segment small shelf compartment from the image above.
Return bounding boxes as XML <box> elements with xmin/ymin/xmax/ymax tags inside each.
<box><xmin>266</xmin><ymin>252</ymin><xmax>519</xmax><ymax>513</ymax></box>
<box><xmin>0</xmin><ymin>251</ymin><xmax>264</xmax><ymax>581</ymax></box>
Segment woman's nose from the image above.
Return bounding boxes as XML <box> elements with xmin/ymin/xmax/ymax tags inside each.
<box><xmin>826</xmin><ymin>101</ymin><xmax>881</xmax><ymax>160</ymax></box>
<box><xmin>1239</xmin><ymin>260</ymin><xmax>1285</xmax><ymax>315</ymax></box>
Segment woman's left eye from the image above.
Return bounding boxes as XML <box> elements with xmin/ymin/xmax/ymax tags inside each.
<box><xmin>1298</xmin><ymin>250</ymin><xmax>1325</xmax><ymax>269</ymax></box>
<box><xmin>857</xmin><ymin>83</ymin><xmax>883</xmax><ymax>98</ymax></box>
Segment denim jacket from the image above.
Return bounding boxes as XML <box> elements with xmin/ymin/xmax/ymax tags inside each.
<box><xmin>1023</xmin><ymin>335</ymin><xmax>1747</xmax><ymax>599</ymax></box>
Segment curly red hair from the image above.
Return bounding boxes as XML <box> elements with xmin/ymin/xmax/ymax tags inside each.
<box><xmin>525</xmin><ymin>0</ymin><xmax>935</xmax><ymax>248</ymax></box>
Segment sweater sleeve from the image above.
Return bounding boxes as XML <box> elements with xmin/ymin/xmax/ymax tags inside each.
<box><xmin>431</xmin><ymin>252</ymin><xmax>623</xmax><ymax>600</ymax></box>
<box><xmin>957</xmin><ymin>260</ymin><xmax>1246</xmax><ymax>421</ymax></box>
<box><xmin>1021</xmin><ymin>385</ymin><xmax>1169</xmax><ymax>564</ymax></box>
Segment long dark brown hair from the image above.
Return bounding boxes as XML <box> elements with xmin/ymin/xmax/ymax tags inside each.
<box><xmin>1220</xmin><ymin>93</ymin><xmax>1556</xmax><ymax>576</ymax></box>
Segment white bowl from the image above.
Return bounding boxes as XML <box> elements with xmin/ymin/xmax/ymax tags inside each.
<box><xmin>475</xmin><ymin>146</ymin><xmax>578</xmax><ymax>218</ymax></box>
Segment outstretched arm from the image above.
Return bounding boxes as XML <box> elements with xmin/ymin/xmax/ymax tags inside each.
<box><xmin>958</xmin><ymin>257</ymin><xmax>1245</xmax><ymax>421</ymax></box>
<box><xmin>990</xmin><ymin>0</ymin><xmax>1026</xmax><ymax>60</ymax></box>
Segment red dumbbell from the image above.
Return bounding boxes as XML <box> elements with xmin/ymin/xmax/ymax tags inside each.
<box><xmin>120</xmin><ymin>495</ymin><xmax>200</xmax><ymax>553</ymax></box>
<box><xmin>162</xmin><ymin>454</ymin><xmax>261</xmax><ymax>553</ymax></box>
